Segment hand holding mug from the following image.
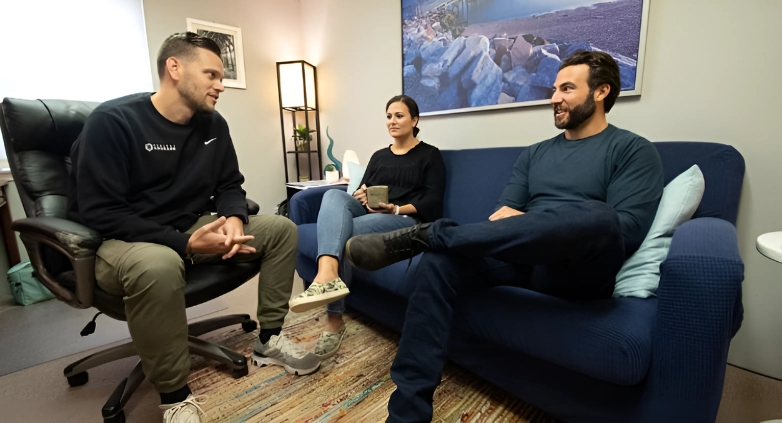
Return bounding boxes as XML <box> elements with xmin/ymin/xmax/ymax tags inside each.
<box><xmin>368</xmin><ymin>202</ymin><xmax>396</xmax><ymax>214</ymax></box>
<box><xmin>353</xmin><ymin>184</ymin><xmax>368</xmax><ymax>205</ymax></box>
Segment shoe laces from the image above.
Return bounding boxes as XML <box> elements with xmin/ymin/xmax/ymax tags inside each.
<box><xmin>384</xmin><ymin>225</ymin><xmax>428</xmax><ymax>268</ymax></box>
<box><xmin>161</xmin><ymin>394</ymin><xmax>207</xmax><ymax>421</ymax></box>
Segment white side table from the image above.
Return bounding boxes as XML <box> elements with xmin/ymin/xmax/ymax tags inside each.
<box><xmin>756</xmin><ymin>232</ymin><xmax>782</xmax><ymax>423</ymax></box>
<box><xmin>757</xmin><ymin>232</ymin><xmax>782</xmax><ymax>263</ymax></box>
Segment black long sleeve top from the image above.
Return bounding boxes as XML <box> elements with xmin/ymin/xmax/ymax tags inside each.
<box><xmin>358</xmin><ymin>141</ymin><xmax>446</xmax><ymax>223</ymax></box>
<box><xmin>67</xmin><ymin>93</ymin><xmax>248</xmax><ymax>255</ymax></box>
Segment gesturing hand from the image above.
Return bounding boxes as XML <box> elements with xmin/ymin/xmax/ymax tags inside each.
<box><xmin>186</xmin><ymin>216</ymin><xmax>256</xmax><ymax>259</ymax></box>
<box><xmin>218</xmin><ymin>216</ymin><xmax>254</xmax><ymax>259</ymax></box>
<box><xmin>489</xmin><ymin>206</ymin><xmax>525</xmax><ymax>221</ymax></box>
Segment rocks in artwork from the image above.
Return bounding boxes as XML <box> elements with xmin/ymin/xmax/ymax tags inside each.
<box><xmin>402</xmin><ymin>4</ymin><xmax>639</xmax><ymax>113</ymax></box>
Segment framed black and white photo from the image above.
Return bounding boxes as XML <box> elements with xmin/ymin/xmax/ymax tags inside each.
<box><xmin>186</xmin><ymin>18</ymin><xmax>246</xmax><ymax>89</ymax></box>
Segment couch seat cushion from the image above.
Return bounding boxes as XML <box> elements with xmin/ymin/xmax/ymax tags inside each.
<box><xmin>349</xmin><ymin>257</ymin><xmax>423</xmax><ymax>298</ymax></box>
<box><xmin>298</xmin><ymin>221</ymin><xmax>425</xmax><ymax>296</ymax></box>
<box><xmin>455</xmin><ymin>286</ymin><xmax>656</xmax><ymax>386</ymax></box>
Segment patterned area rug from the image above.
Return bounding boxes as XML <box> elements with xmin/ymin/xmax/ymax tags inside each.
<box><xmin>191</xmin><ymin>309</ymin><xmax>557</xmax><ymax>423</ymax></box>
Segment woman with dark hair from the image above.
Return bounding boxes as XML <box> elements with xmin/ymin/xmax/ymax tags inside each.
<box><xmin>289</xmin><ymin>95</ymin><xmax>446</xmax><ymax>358</ymax></box>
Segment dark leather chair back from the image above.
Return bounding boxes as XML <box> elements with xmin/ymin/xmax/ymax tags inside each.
<box><xmin>0</xmin><ymin>98</ymin><xmax>98</xmax><ymax>219</ymax></box>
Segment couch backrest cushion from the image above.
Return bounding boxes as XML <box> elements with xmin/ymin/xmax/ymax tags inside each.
<box><xmin>653</xmin><ymin>142</ymin><xmax>744</xmax><ymax>225</ymax></box>
<box><xmin>440</xmin><ymin>141</ymin><xmax>744</xmax><ymax>226</ymax></box>
<box><xmin>440</xmin><ymin>147</ymin><xmax>523</xmax><ymax>224</ymax></box>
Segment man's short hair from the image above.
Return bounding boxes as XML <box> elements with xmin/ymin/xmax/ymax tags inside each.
<box><xmin>559</xmin><ymin>51</ymin><xmax>621</xmax><ymax>113</ymax></box>
<box><xmin>156</xmin><ymin>32</ymin><xmax>222</xmax><ymax>79</ymax></box>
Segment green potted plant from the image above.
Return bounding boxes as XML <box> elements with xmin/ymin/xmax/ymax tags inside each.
<box><xmin>324</xmin><ymin>163</ymin><xmax>339</xmax><ymax>183</ymax></box>
<box><xmin>293</xmin><ymin>124</ymin><xmax>316</xmax><ymax>151</ymax></box>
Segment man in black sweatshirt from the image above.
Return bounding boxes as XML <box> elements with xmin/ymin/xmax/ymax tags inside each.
<box><xmin>68</xmin><ymin>32</ymin><xmax>318</xmax><ymax>423</ymax></box>
<box><xmin>345</xmin><ymin>51</ymin><xmax>665</xmax><ymax>422</ymax></box>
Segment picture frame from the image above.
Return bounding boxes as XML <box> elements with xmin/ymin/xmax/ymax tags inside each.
<box><xmin>401</xmin><ymin>0</ymin><xmax>650</xmax><ymax>116</ymax></box>
<box><xmin>186</xmin><ymin>18</ymin><xmax>246</xmax><ymax>89</ymax></box>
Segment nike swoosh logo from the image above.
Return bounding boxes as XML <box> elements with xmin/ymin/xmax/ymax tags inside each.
<box><xmin>204</xmin><ymin>138</ymin><xmax>216</xmax><ymax>145</ymax></box>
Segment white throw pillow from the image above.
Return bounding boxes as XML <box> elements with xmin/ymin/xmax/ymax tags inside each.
<box><xmin>613</xmin><ymin>165</ymin><xmax>705</xmax><ymax>298</ymax></box>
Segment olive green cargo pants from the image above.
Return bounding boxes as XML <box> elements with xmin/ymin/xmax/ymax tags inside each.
<box><xmin>95</xmin><ymin>214</ymin><xmax>297</xmax><ymax>393</ymax></box>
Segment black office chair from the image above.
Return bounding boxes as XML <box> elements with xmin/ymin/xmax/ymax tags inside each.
<box><xmin>0</xmin><ymin>98</ymin><xmax>263</xmax><ymax>423</ymax></box>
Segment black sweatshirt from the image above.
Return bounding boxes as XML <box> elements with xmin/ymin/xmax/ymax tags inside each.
<box><xmin>497</xmin><ymin>125</ymin><xmax>664</xmax><ymax>256</ymax></box>
<box><xmin>67</xmin><ymin>93</ymin><xmax>248</xmax><ymax>255</ymax></box>
<box><xmin>358</xmin><ymin>141</ymin><xmax>446</xmax><ymax>222</ymax></box>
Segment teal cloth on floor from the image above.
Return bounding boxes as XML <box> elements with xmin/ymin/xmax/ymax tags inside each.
<box><xmin>8</xmin><ymin>261</ymin><xmax>55</xmax><ymax>306</ymax></box>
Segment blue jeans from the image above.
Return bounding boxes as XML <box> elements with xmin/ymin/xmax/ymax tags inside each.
<box><xmin>317</xmin><ymin>189</ymin><xmax>416</xmax><ymax>314</ymax></box>
<box><xmin>386</xmin><ymin>201</ymin><xmax>626</xmax><ymax>422</ymax></box>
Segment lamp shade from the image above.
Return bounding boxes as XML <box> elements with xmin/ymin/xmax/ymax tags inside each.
<box><xmin>277</xmin><ymin>61</ymin><xmax>316</xmax><ymax>109</ymax></box>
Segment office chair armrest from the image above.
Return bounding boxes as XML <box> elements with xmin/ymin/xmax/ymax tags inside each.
<box><xmin>247</xmin><ymin>198</ymin><xmax>260</xmax><ymax>216</ymax></box>
<box><xmin>12</xmin><ymin>217</ymin><xmax>102</xmax><ymax>257</ymax></box>
<box><xmin>12</xmin><ymin>217</ymin><xmax>102</xmax><ymax>309</ymax></box>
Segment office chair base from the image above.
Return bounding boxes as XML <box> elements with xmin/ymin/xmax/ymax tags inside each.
<box><xmin>242</xmin><ymin>319</ymin><xmax>258</xmax><ymax>333</ymax></box>
<box><xmin>233</xmin><ymin>365</ymin><xmax>249</xmax><ymax>378</ymax></box>
<box><xmin>102</xmin><ymin>359</ymin><xmax>143</xmax><ymax>422</ymax></box>
<box><xmin>67</xmin><ymin>371</ymin><xmax>89</xmax><ymax>387</ymax></box>
<box><xmin>188</xmin><ymin>313</ymin><xmax>254</xmax><ymax>336</ymax></box>
<box><xmin>62</xmin><ymin>314</ymin><xmax>254</xmax><ymax>422</ymax></box>
<box><xmin>188</xmin><ymin>335</ymin><xmax>248</xmax><ymax>371</ymax></box>
<box><xmin>104</xmin><ymin>411</ymin><xmax>125</xmax><ymax>423</ymax></box>
<box><xmin>64</xmin><ymin>341</ymin><xmax>137</xmax><ymax>378</ymax></box>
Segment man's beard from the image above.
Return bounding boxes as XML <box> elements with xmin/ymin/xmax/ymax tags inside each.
<box><xmin>179</xmin><ymin>82</ymin><xmax>214</xmax><ymax>113</ymax></box>
<box><xmin>554</xmin><ymin>91</ymin><xmax>595</xmax><ymax>130</ymax></box>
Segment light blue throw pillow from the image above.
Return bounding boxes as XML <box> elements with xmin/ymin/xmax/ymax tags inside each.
<box><xmin>346</xmin><ymin>161</ymin><xmax>366</xmax><ymax>195</ymax></box>
<box><xmin>613</xmin><ymin>165</ymin><xmax>705</xmax><ymax>298</ymax></box>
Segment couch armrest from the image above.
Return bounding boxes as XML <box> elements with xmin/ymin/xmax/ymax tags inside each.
<box><xmin>289</xmin><ymin>185</ymin><xmax>348</xmax><ymax>225</ymax></box>
<box><xmin>663</xmin><ymin>216</ymin><xmax>745</xmax><ymax>337</ymax></box>
<box><xmin>11</xmin><ymin>217</ymin><xmax>102</xmax><ymax>309</ymax></box>
<box><xmin>638</xmin><ymin>217</ymin><xmax>744</xmax><ymax>422</ymax></box>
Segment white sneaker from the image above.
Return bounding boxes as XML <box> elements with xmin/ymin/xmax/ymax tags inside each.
<box><xmin>159</xmin><ymin>394</ymin><xmax>207</xmax><ymax>423</ymax></box>
<box><xmin>251</xmin><ymin>334</ymin><xmax>321</xmax><ymax>375</ymax></box>
<box><xmin>288</xmin><ymin>278</ymin><xmax>350</xmax><ymax>313</ymax></box>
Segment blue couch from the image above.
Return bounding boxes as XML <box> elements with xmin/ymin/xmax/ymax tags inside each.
<box><xmin>290</xmin><ymin>142</ymin><xmax>745</xmax><ymax>423</ymax></box>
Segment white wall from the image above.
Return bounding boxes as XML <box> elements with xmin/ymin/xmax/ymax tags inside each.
<box><xmin>300</xmin><ymin>0</ymin><xmax>782</xmax><ymax>378</ymax></box>
<box><xmin>142</xmin><ymin>0</ymin><xmax>304</xmax><ymax>214</ymax></box>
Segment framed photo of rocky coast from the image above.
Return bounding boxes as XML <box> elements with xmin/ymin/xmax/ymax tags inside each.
<box><xmin>401</xmin><ymin>0</ymin><xmax>650</xmax><ymax>115</ymax></box>
<box><xmin>186</xmin><ymin>18</ymin><xmax>246</xmax><ymax>89</ymax></box>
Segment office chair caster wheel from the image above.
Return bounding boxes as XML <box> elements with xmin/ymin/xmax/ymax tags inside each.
<box><xmin>241</xmin><ymin>320</ymin><xmax>257</xmax><ymax>333</ymax></box>
<box><xmin>104</xmin><ymin>410</ymin><xmax>125</xmax><ymax>423</ymax></box>
<box><xmin>232</xmin><ymin>364</ymin><xmax>249</xmax><ymax>378</ymax></box>
<box><xmin>67</xmin><ymin>371</ymin><xmax>89</xmax><ymax>387</ymax></box>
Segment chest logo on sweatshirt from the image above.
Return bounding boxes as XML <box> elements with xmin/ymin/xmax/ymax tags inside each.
<box><xmin>145</xmin><ymin>143</ymin><xmax>176</xmax><ymax>152</ymax></box>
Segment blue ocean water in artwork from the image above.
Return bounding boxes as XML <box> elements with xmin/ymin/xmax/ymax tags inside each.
<box><xmin>466</xmin><ymin>0</ymin><xmax>602</xmax><ymax>24</ymax></box>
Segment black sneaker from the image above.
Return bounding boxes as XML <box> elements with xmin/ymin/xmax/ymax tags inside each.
<box><xmin>345</xmin><ymin>223</ymin><xmax>431</xmax><ymax>270</ymax></box>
